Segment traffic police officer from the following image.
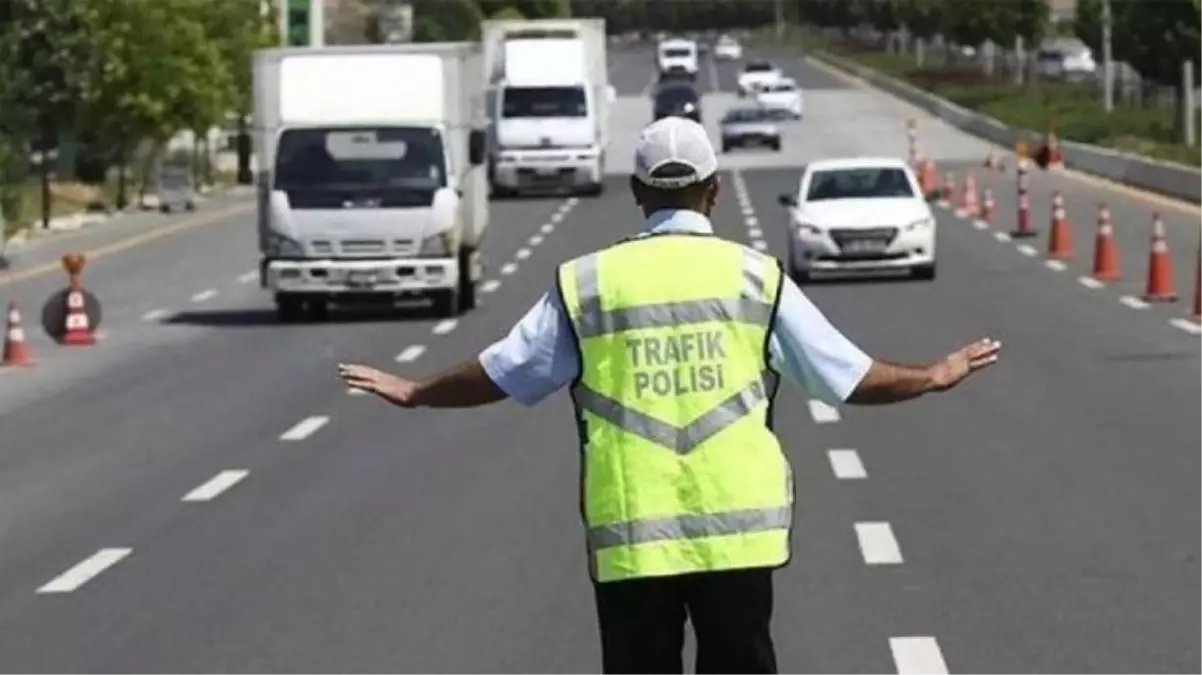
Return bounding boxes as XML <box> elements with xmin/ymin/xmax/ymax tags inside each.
<box><xmin>339</xmin><ymin>117</ymin><xmax>1002</xmax><ymax>674</ymax></box>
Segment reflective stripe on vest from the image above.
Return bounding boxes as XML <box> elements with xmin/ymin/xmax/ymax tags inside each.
<box><xmin>558</xmin><ymin>235</ymin><xmax>792</xmax><ymax>583</ymax></box>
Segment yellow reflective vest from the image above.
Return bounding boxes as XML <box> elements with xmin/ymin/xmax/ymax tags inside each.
<box><xmin>556</xmin><ymin>232</ymin><xmax>793</xmax><ymax>583</ymax></box>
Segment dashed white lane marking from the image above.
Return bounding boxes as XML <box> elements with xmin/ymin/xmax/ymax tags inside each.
<box><xmin>1045</xmin><ymin>260</ymin><xmax>1067</xmax><ymax>272</ymax></box>
<box><xmin>745</xmin><ymin>216</ymin><xmax>759</xmax><ymax>227</ymax></box>
<box><xmin>501</xmin><ymin>262</ymin><xmax>518</xmax><ymax>275</ymax></box>
<box><xmin>432</xmin><ymin>319</ymin><xmax>458</xmax><ymax>335</ymax></box>
<box><xmin>481</xmin><ymin>279</ymin><xmax>501</xmax><ymax>293</ymax></box>
<box><xmin>1016</xmin><ymin>244</ymin><xmax>1037</xmax><ymax>257</ymax></box>
<box><xmin>1170</xmin><ymin>317</ymin><xmax>1202</xmax><ymax>334</ymax></box>
<box><xmin>751</xmin><ymin>240</ymin><xmax>768</xmax><ymax>252</ymax></box>
<box><xmin>182</xmin><ymin>470</ymin><xmax>249</xmax><ymax>502</ymax></box>
<box><xmin>890</xmin><ymin>637</ymin><xmax>949</xmax><ymax>675</ymax></box>
<box><xmin>1119</xmin><ymin>295</ymin><xmax>1149</xmax><ymax>310</ymax></box>
<box><xmin>1077</xmin><ymin>276</ymin><xmax>1105</xmax><ymax>289</ymax></box>
<box><xmin>395</xmin><ymin>345</ymin><xmax>426</xmax><ymax>362</ymax></box>
<box><xmin>807</xmin><ymin>399</ymin><xmax>841</xmax><ymax>423</ymax></box>
<box><xmin>855</xmin><ymin>522</ymin><xmax>904</xmax><ymax>565</ymax></box>
<box><xmin>516</xmin><ymin>247</ymin><xmax>532</xmax><ymax>260</ymax></box>
<box><xmin>38</xmin><ymin>548</ymin><xmax>132</xmax><ymax>594</ymax></box>
<box><xmin>827</xmin><ymin>449</ymin><xmax>867</xmax><ymax>479</ymax></box>
<box><xmin>741</xmin><ymin>206</ymin><xmax>755</xmax><ymax>217</ymax></box>
<box><xmin>347</xmin><ymin>387</ymin><xmax>366</xmax><ymax>395</ymax></box>
<box><xmin>540</xmin><ymin>223</ymin><xmax>554</xmax><ymax>234</ymax></box>
<box><xmin>993</xmin><ymin>231</ymin><xmax>1012</xmax><ymax>242</ymax></box>
<box><xmin>237</xmin><ymin>271</ymin><xmax>258</xmax><ymax>284</ymax></box>
<box><xmin>566</xmin><ymin>197</ymin><xmax>580</xmax><ymax>207</ymax></box>
<box><xmin>191</xmin><ymin>288</ymin><xmax>217</xmax><ymax>303</ymax></box>
<box><xmin>529</xmin><ymin>234</ymin><xmax>544</xmax><ymax>246</ymax></box>
<box><xmin>973</xmin><ymin>219</ymin><xmax>989</xmax><ymax>229</ymax></box>
<box><xmin>141</xmin><ymin>308</ymin><xmax>168</xmax><ymax>322</ymax></box>
<box><xmin>279</xmin><ymin>415</ymin><xmax>329</xmax><ymax>441</ymax></box>
<box><xmin>748</xmin><ymin>227</ymin><xmax>763</xmax><ymax>238</ymax></box>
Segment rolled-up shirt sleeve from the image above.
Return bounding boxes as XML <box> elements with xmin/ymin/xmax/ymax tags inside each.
<box><xmin>478</xmin><ymin>291</ymin><xmax>580</xmax><ymax>406</ymax></box>
<box><xmin>767</xmin><ymin>278</ymin><xmax>873</xmax><ymax>404</ymax></box>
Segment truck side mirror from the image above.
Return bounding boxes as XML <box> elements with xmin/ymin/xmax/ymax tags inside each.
<box><xmin>606</xmin><ymin>85</ymin><xmax>616</xmax><ymax>103</ymax></box>
<box><xmin>469</xmin><ymin>129</ymin><xmax>486</xmax><ymax>166</ymax></box>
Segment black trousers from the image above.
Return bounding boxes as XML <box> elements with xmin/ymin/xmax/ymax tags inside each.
<box><xmin>592</xmin><ymin>567</ymin><xmax>777</xmax><ymax>674</ymax></box>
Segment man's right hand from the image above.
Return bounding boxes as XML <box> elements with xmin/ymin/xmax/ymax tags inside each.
<box><xmin>928</xmin><ymin>337</ymin><xmax>1002</xmax><ymax>391</ymax></box>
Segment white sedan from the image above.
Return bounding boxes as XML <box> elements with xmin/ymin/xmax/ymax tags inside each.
<box><xmin>713</xmin><ymin>36</ymin><xmax>742</xmax><ymax>60</ymax></box>
<box><xmin>777</xmin><ymin>157</ymin><xmax>937</xmax><ymax>281</ymax></box>
<box><xmin>736</xmin><ymin>61</ymin><xmax>783</xmax><ymax>97</ymax></box>
<box><xmin>754</xmin><ymin>78</ymin><xmax>803</xmax><ymax>118</ymax></box>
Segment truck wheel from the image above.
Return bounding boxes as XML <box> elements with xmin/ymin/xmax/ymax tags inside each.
<box><xmin>581</xmin><ymin>182</ymin><xmax>604</xmax><ymax>197</ymax></box>
<box><xmin>458</xmin><ymin>247</ymin><xmax>477</xmax><ymax>312</ymax></box>
<box><xmin>305</xmin><ymin>297</ymin><xmax>330</xmax><ymax>321</ymax></box>
<box><xmin>432</xmin><ymin>289</ymin><xmax>462</xmax><ymax>318</ymax></box>
<box><xmin>275</xmin><ymin>293</ymin><xmax>304</xmax><ymax>322</ymax></box>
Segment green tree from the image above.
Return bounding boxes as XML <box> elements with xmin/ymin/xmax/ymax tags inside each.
<box><xmin>411</xmin><ymin>0</ymin><xmax>485</xmax><ymax>41</ymax></box>
<box><xmin>893</xmin><ymin>0</ymin><xmax>947</xmax><ymax>40</ymax></box>
<box><xmin>1111</xmin><ymin>0</ymin><xmax>1200</xmax><ymax>88</ymax></box>
<box><xmin>512</xmin><ymin>0</ymin><xmax>572</xmax><ymax>19</ymax></box>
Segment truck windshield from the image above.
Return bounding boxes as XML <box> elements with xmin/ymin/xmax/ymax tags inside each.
<box><xmin>662</xmin><ymin>48</ymin><xmax>693</xmax><ymax>58</ymax></box>
<box><xmin>502</xmin><ymin>86</ymin><xmax>588</xmax><ymax>118</ymax></box>
<box><xmin>273</xmin><ymin>126</ymin><xmax>446</xmax><ymax>191</ymax></box>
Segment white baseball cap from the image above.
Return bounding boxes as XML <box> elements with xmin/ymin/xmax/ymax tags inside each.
<box><xmin>633</xmin><ymin>116</ymin><xmax>718</xmax><ymax>189</ymax></box>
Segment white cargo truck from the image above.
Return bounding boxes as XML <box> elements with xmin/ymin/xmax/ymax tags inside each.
<box><xmin>482</xmin><ymin>18</ymin><xmax>613</xmax><ymax>198</ymax></box>
<box><xmin>252</xmin><ymin>43</ymin><xmax>489</xmax><ymax>320</ymax></box>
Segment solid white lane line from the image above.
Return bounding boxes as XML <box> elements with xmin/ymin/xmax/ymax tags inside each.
<box><xmin>807</xmin><ymin>399</ymin><xmax>840</xmax><ymax>423</ymax></box>
<box><xmin>516</xmin><ymin>247</ymin><xmax>532</xmax><ymax>260</ymax></box>
<box><xmin>395</xmin><ymin>345</ymin><xmax>426</xmax><ymax>362</ymax></box>
<box><xmin>432</xmin><ymin>319</ymin><xmax>458</xmax><ymax>335</ymax></box>
<box><xmin>141</xmin><ymin>308</ymin><xmax>168</xmax><ymax>322</ymax></box>
<box><xmin>993</xmin><ymin>231</ymin><xmax>1012</xmax><ymax>242</ymax></box>
<box><xmin>1016</xmin><ymin>244</ymin><xmax>1038</xmax><ymax>257</ymax></box>
<box><xmin>751</xmin><ymin>240</ymin><xmax>768</xmax><ymax>252</ymax></box>
<box><xmin>501</xmin><ymin>262</ymin><xmax>518</xmax><ymax>275</ymax></box>
<box><xmin>237</xmin><ymin>271</ymin><xmax>258</xmax><ymax>284</ymax></box>
<box><xmin>827</xmin><ymin>449</ymin><xmax>867</xmax><ymax>479</ymax></box>
<box><xmin>38</xmin><ymin>548</ymin><xmax>132</xmax><ymax>594</ymax></box>
<box><xmin>191</xmin><ymin>288</ymin><xmax>217</xmax><ymax>303</ymax></box>
<box><xmin>973</xmin><ymin>219</ymin><xmax>989</xmax><ymax>230</ymax></box>
<box><xmin>1077</xmin><ymin>276</ymin><xmax>1105</xmax><ymax>289</ymax></box>
<box><xmin>540</xmin><ymin>223</ymin><xmax>554</xmax><ymax>234</ymax></box>
<box><xmin>182</xmin><ymin>470</ymin><xmax>249</xmax><ymax>502</ymax></box>
<box><xmin>529</xmin><ymin>234</ymin><xmax>544</xmax><ymax>246</ymax></box>
<box><xmin>855</xmin><ymin>522</ymin><xmax>904</xmax><ymax>564</ymax></box>
<box><xmin>481</xmin><ymin>279</ymin><xmax>501</xmax><ymax>293</ymax></box>
<box><xmin>1119</xmin><ymin>295</ymin><xmax>1149</xmax><ymax>310</ymax></box>
<box><xmin>890</xmin><ymin>637</ymin><xmax>949</xmax><ymax>675</ymax></box>
<box><xmin>1045</xmin><ymin>260</ymin><xmax>1067</xmax><ymax>271</ymax></box>
<box><xmin>1170</xmin><ymin>318</ymin><xmax>1202</xmax><ymax>335</ymax></box>
<box><xmin>748</xmin><ymin>227</ymin><xmax>763</xmax><ymax>238</ymax></box>
<box><xmin>279</xmin><ymin>415</ymin><xmax>329</xmax><ymax>441</ymax></box>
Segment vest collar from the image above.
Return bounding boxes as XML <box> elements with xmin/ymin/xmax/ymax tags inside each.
<box><xmin>645</xmin><ymin>209</ymin><xmax>715</xmax><ymax>235</ymax></box>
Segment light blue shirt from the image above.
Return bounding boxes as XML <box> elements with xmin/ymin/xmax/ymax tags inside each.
<box><xmin>479</xmin><ymin>209</ymin><xmax>874</xmax><ymax>406</ymax></box>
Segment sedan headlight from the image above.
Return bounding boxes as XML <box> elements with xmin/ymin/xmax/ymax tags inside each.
<box><xmin>905</xmin><ymin>217</ymin><xmax>935</xmax><ymax>232</ymax></box>
<box><xmin>266</xmin><ymin>231</ymin><xmax>304</xmax><ymax>257</ymax></box>
<box><xmin>419</xmin><ymin>228</ymin><xmax>459</xmax><ymax>257</ymax></box>
<box><xmin>794</xmin><ymin>221</ymin><xmax>823</xmax><ymax>237</ymax></box>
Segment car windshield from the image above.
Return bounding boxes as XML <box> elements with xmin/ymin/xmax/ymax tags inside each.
<box><xmin>502</xmin><ymin>86</ymin><xmax>587</xmax><ymax>118</ymax></box>
<box><xmin>724</xmin><ymin>108</ymin><xmax>769</xmax><ymax>122</ymax></box>
<box><xmin>745</xmin><ymin>62</ymin><xmax>774</xmax><ymax>72</ymax></box>
<box><xmin>805</xmin><ymin>168</ymin><xmax>914</xmax><ymax>201</ymax></box>
<box><xmin>765</xmin><ymin>82</ymin><xmax>795</xmax><ymax>93</ymax></box>
<box><xmin>274</xmin><ymin>126</ymin><xmax>445</xmax><ymax>191</ymax></box>
<box><xmin>663</xmin><ymin>47</ymin><xmax>692</xmax><ymax>57</ymax></box>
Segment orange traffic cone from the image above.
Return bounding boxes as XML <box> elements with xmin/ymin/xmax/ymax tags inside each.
<box><xmin>1045</xmin><ymin>129</ymin><xmax>1063</xmax><ymax>168</ymax></box>
<box><xmin>2</xmin><ymin>302</ymin><xmax>32</xmax><ymax>367</ymax></box>
<box><xmin>918</xmin><ymin>158</ymin><xmax>936</xmax><ymax>194</ymax></box>
<box><xmin>957</xmin><ymin>172</ymin><xmax>979</xmax><ymax>217</ymax></box>
<box><xmin>979</xmin><ymin>188</ymin><xmax>995</xmax><ymax>223</ymax></box>
<box><xmin>983</xmin><ymin>150</ymin><xmax>1000</xmax><ymax>170</ymax></box>
<box><xmin>60</xmin><ymin>288</ymin><xmax>96</xmax><ymax>345</ymax></box>
<box><xmin>1090</xmin><ymin>203</ymin><xmax>1120</xmax><ymax>281</ymax></box>
<box><xmin>1142</xmin><ymin>213</ymin><xmax>1177</xmax><ymax>302</ymax></box>
<box><xmin>1046</xmin><ymin>192</ymin><xmax>1072</xmax><ymax>259</ymax></box>
<box><xmin>940</xmin><ymin>172</ymin><xmax>955</xmax><ymax>204</ymax></box>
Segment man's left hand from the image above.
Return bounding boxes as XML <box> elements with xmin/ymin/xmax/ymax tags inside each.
<box><xmin>338</xmin><ymin>363</ymin><xmax>419</xmax><ymax>407</ymax></box>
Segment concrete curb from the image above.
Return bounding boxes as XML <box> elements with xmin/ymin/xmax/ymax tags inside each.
<box><xmin>812</xmin><ymin>50</ymin><xmax>1202</xmax><ymax>204</ymax></box>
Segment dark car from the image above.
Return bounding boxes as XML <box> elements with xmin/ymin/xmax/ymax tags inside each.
<box><xmin>652</xmin><ymin>83</ymin><xmax>702</xmax><ymax>123</ymax></box>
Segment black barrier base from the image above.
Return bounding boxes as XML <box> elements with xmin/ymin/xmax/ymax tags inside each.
<box><xmin>41</xmin><ymin>288</ymin><xmax>102</xmax><ymax>342</ymax></box>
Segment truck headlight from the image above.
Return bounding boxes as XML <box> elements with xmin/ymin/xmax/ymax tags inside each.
<box><xmin>266</xmin><ymin>232</ymin><xmax>304</xmax><ymax>257</ymax></box>
<box><xmin>905</xmin><ymin>217</ymin><xmax>935</xmax><ymax>232</ymax></box>
<box><xmin>419</xmin><ymin>229</ymin><xmax>458</xmax><ymax>257</ymax></box>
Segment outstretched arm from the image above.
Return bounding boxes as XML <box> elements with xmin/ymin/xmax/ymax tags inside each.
<box><xmin>845</xmin><ymin>338</ymin><xmax>1001</xmax><ymax>405</ymax></box>
<box><xmin>339</xmin><ymin>358</ymin><xmax>506</xmax><ymax>408</ymax></box>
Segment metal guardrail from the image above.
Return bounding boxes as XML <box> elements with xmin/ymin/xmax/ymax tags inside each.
<box><xmin>812</xmin><ymin>50</ymin><xmax>1202</xmax><ymax>204</ymax></box>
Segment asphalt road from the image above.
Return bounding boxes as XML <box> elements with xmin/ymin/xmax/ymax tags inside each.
<box><xmin>0</xmin><ymin>44</ymin><xmax>1197</xmax><ymax>674</ymax></box>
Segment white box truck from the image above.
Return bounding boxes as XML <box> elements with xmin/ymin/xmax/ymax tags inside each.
<box><xmin>252</xmin><ymin>43</ymin><xmax>489</xmax><ymax>320</ymax></box>
<box><xmin>482</xmin><ymin>18</ymin><xmax>613</xmax><ymax>198</ymax></box>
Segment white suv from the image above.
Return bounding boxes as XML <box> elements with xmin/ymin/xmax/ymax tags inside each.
<box><xmin>737</xmin><ymin>61</ymin><xmax>782</xmax><ymax>97</ymax></box>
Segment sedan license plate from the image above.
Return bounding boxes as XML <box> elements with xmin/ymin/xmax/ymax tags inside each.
<box><xmin>843</xmin><ymin>239</ymin><xmax>887</xmax><ymax>254</ymax></box>
<box><xmin>346</xmin><ymin>270</ymin><xmax>378</xmax><ymax>287</ymax></box>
